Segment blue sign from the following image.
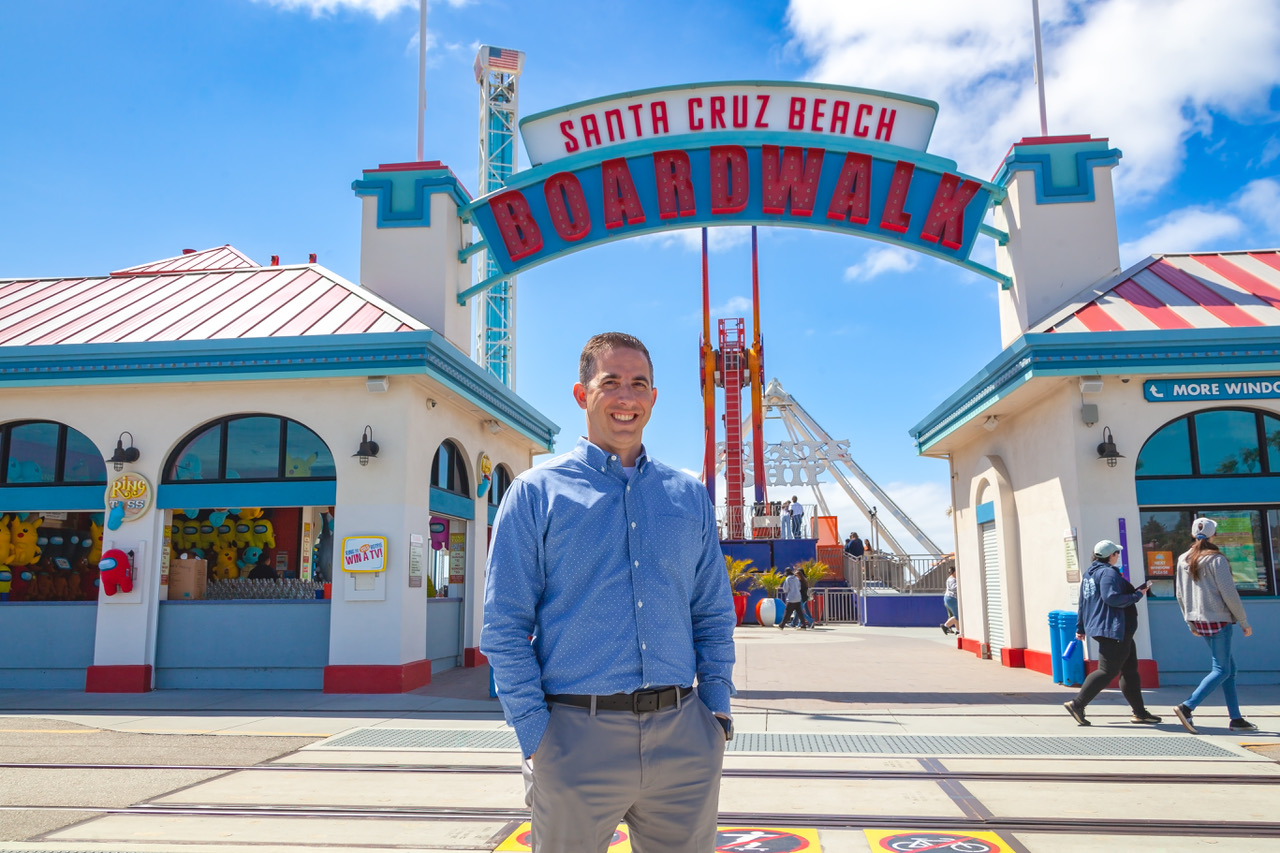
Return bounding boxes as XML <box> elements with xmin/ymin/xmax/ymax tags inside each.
<box><xmin>1145</xmin><ymin>377</ymin><xmax>1280</xmax><ymax>402</ymax></box>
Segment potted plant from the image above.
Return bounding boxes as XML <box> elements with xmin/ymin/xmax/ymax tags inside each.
<box><xmin>753</xmin><ymin>568</ymin><xmax>787</xmax><ymax>626</ymax></box>
<box><xmin>791</xmin><ymin>559</ymin><xmax>830</xmax><ymax>624</ymax></box>
<box><xmin>724</xmin><ymin>555</ymin><xmax>761</xmax><ymax>625</ymax></box>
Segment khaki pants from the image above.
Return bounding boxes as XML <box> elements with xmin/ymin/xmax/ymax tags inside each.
<box><xmin>523</xmin><ymin>694</ymin><xmax>725</xmax><ymax>852</ymax></box>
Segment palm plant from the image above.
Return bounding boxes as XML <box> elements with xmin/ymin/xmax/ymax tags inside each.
<box><xmin>756</xmin><ymin>568</ymin><xmax>786</xmax><ymax>598</ymax></box>
<box><xmin>724</xmin><ymin>555</ymin><xmax>761</xmax><ymax>595</ymax></box>
<box><xmin>791</xmin><ymin>559</ymin><xmax>830</xmax><ymax>585</ymax></box>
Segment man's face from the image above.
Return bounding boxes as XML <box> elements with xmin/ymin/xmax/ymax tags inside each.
<box><xmin>573</xmin><ymin>346</ymin><xmax>656</xmax><ymax>463</ymax></box>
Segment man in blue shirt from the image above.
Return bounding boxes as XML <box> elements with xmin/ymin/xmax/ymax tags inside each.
<box><xmin>481</xmin><ymin>332</ymin><xmax>736</xmax><ymax>853</ymax></box>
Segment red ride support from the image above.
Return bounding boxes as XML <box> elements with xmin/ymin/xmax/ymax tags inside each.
<box><xmin>701</xmin><ymin>229</ymin><xmax>717</xmax><ymax>505</ymax></box>
<box><xmin>749</xmin><ymin>227</ymin><xmax>767</xmax><ymax>510</ymax></box>
<box><xmin>720</xmin><ymin>318</ymin><xmax>746</xmax><ymax>540</ymax></box>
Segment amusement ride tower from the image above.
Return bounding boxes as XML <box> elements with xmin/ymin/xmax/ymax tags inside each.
<box><xmin>474</xmin><ymin>45</ymin><xmax>525</xmax><ymax>388</ymax></box>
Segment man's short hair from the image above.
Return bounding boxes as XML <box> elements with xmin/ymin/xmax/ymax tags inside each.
<box><xmin>579</xmin><ymin>332</ymin><xmax>654</xmax><ymax>385</ymax></box>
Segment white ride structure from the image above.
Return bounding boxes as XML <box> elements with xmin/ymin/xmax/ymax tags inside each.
<box><xmin>473</xmin><ymin>45</ymin><xmax>525</xmax><ymax>388</ymax></box>
<box><xmin>716</xmin><ymin>378</ymin><xmax>943</xmax><ymax>558</ymax></box>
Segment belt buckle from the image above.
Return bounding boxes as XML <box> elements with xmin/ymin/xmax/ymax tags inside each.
<box><xmin>632</xmin><ymin>689</ymin><xmax>660</xmax><ymax>713</ymax></box>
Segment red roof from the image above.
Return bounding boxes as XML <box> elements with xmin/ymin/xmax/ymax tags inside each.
<box><xmin>0</xmin><ymin>246</ymin><xmax>420</xmax><ymax>346</ymax></box>
<box><xmin>1038</xmin><ymin>251</ymin><xmax>1280</xmax><ymax>333</ymax></box>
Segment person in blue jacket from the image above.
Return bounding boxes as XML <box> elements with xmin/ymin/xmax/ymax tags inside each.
<box><xmin>1063</xmin><ymin>540</ymin><xmax>1161</xmax><ymax>727</ymax></box>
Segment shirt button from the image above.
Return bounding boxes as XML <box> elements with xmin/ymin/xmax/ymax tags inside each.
<box><xmin>631</xmin><ymin>522</ymin><xmax>636</xmax><ymax>528</ymax></box>
<box><xmin>638</xmin><ymin>601</ymin><xmax>643</xmax><ymax>608</ymax></box>
<box><xmin>642</xmin><ymin>643</ymin><xmax>647</xmax><ymax>650</ymax></box>
<box><xmin>611</xmin><ymin>455</ymin><xmax>617</xmax><ymax>460</ymax></box>
<box><xmin>626</xmin><ymin>486</ymin><xmax>631</xmax><ymax>492</ymax></box>
<box><xmin>634</xmin><ymin>561</ymin><xmax>639</xmax><ymax>567</ymax></box>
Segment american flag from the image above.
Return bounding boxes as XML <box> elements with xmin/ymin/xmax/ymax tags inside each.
<box><xmin>485</xmin><ymin>46</ymin><xmax>521</xmax><ymax>72</ymax></box>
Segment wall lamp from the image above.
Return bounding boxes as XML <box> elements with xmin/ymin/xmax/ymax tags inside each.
<box><xmin>107</xmin><ymin>432</ymin><xmax>140</xmax><ymax>472</ymax></box>
<box><xmin>354</xmin><ymin>425</ymin><xmax>380</xmax><ymax>466</ymax></box>
<box><xmin>1097</xmin><ymin>426</ymin><xmax>1124</xmax><ymax>468</ymax></box>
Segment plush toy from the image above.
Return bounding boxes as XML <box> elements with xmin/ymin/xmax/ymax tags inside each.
<box><xmin>6</xmin><ymin>459</ymin><xmax>44</xmax><ymax>483</ymax></box>
<box><xmin>175</xmin><ymin>453</ymin><xmax>202</xmax><ymax>480</ymax></box>
<box><xmin>74</xmin><ymin>555</ymin><xmax>98</xmax><ymax>600</ymax></box>
<box><xmin>237</xmin><ymin>546</ymin><xmax>264</xmax><ymax>573</ymax></box>
<box><xmin>312</xmin><ymin>512</ymin><xmax>333</xmax><ymax>582</ymax></box>
<box><xmin>213</xmin><ymin>545</ymin><xmax>239</xmax><ymax>580</ymax></box>
<box><xmin>285</xmin><ymin>453</ymin><xmax>317</xmax><ymax>478</ymax></box>
<box><xmin>174</xmin><ymin>519</ymin><xmax>200</xmax><ymax>551</ymax></box>
<box><xmin>214</xmin><ymin>521</ymin><xmax>236</xmax><ymax>550</ymax></box>
<box><xmin>231</xmin><ymin>520</ymin><xmax>253</xmax><ymax>549</ymax></box>
<box><xmin>245</xmin><ymin>519</ymin><xmax>275</xmax><ymax>550</ymax></box>
<box><xmin>51</xmin><ymin>572</ymin><xmax>72</xmax><ymax>601</ymax></box>
<box><xmin>237</xmin><ymin>508</ymin><xmax>264</xmax><ymax>522</ymax></box>
<box><xmin>0</xmin><ymin>513</ymin><xmax>12</xmax><ymax>566</ymax></box>
<box><xmin>477</xmin><ymin>454</ymin><xmax>492</xmax><ymax>498</ymax></box>
<box><xmin>98</xmin><ymin>548</ymin><xmax>133</xmax><ymax>596</ymax></box>
<box><xmin>9</xmin><ymin>515</ymin><xmax>43</xmax><ymax>565</ymax></box>
<box><xmin>89</xmin><ymin>516</ymin><xmax>103</xmax><ymax>564</ymax></box>
<box><xmin>0</xmin><ymin>567</ymin><xmax>11</xmax><ymax>600</ymax></box>
<box><xmin>193</xmin><ymin>521</ymin><xmax>219</xmax><ymax>551</ymax></box>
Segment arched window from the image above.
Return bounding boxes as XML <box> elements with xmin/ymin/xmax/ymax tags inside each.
<box><xmin>163</xmin><ymin>415</ymin><xmax>335</xmax><ymax>483</ymax></box>
<box><xmin>488</xmin><ymin>464</ymin><xmax>513</xmax><ymax>508</ymax></box>
<box><xmin>431</xmin><ymin>440</ymin><xmax>470</xmax><ymax>496</ymax></box>
<box><xmin>0</xmin><ymin>421</ymin><xmax>106</xmax><ymax>485</ymax></box>
<box><xmin>1137</xmin><ymin>408</ymin><xmax>1280</xmax><ymax>478</ymax></box>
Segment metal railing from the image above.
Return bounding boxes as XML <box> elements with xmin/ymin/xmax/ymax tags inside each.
<box><xmin>813</xmin><ymin>587</ymin><xmax>858</xmax><ymax>623</ymax></box>
<box><xmin>845</xmin><ymin>552</ymin><xmax>954</xmax><ymax>594</ymax></box>
<box><xmin>715</xmin><ymin>502</ymin><xmax>817</xmax><ymax>541</ymax></box>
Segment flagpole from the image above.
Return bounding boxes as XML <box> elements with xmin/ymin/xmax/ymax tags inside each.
<box><xmin>417</xmin><ymin>0</ymin><xmax>427</xmax><ymax>159</ymax></box>
<box><xmin>1031</xmin><ymin>0</ymin><xmax>1048</xmax><ymax>135</ymax></box>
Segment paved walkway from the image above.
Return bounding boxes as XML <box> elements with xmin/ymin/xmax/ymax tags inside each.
<box><xmin>2</xmin><ymin>624</ymin><xmax>1279</xmax><ymax>852</ymax></box>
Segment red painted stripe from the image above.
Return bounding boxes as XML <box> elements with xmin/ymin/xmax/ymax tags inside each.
<box><xmin>322</xmin><ymin>661</ymin><xmax>431</xmax><ymax>693</ymax></box>
<box><xmin>272</xmin><ymin>284</ymin><xmax>353</xmax><ymax>336</ymax></box>
<box><xmin>334</xmin><ymin>302</ymin><xmax>384</xmax><ymax>335</ymax></box>
<box><xmin>31</xmin><ymin>276</ymin><xmax>170</xmax><ymax>344</ymax></box>
<box><xmin>1149</xmin><ymin>260</ymin><xmax>1262</xmax><ymax>326</ymax></box>
<box><xmin>99</xmin><ymin>272</ymin><xmax>238</xmax><ymax>342</ymax></box>
<box><xmin>0</xmin><ymin>278</ymin><xmax>123</xmax><ymax>344</ymax></box>
<box><xmin>1113</xmin><ymin>280</ymin><xmax>1193</xmax><ymax>329</ymax></box>
<box><xmin>239</xmin><ymin>274</ymin><xmax>333</xmax><ymax>337</ymax></box>
<box><xmin>1072</xmin><ymin>302</ymin><xmax>1125</xmax><ymax>331</ymax></box>
<box><xmin>373</xmin><ymin>160</ymin><xmax>447</xmax><ymax>172</ymax></box>
<box><xmin>0</xmin><ymin>279</ymin><xmax>41</xmax><ymax>301</ymax></box>
<box><xmin>1190</xmin><ymin>255</ymin><xmax>1280</xmax><ymax>309</ymax></box>
<box><xmin>396</xmin><ymin>323</ymin><xmax>413</xmax><ymax>331</ymax></box>
<box><xmin>0</xmin><ymin>278</ymin><xmax>90</xmax><ymax>336</ymax></box>
<box><xmin>22</xmin><ymin>276</ymin><xmax>170</xmax><ymax>345</ymax></box>
<box><xmin>1017</xmin><ymin>134</ymin><xmax>1099</xmax><ymax>146</ymax></box>
<box><xmin>1246</xmin><ymin>251</ymin><xmax>1280</xmax><ymax>275</ymax></box>
<box><xmin>85</xmin><ymin>664</ymin><xmax>153</xmax><ymax>693</ymax></box>
<box><xmin>211</xmin><ymin>270</ymin><xmax>322</xmax><ymax>339</ymax></box>
<box><xmin>167</xmin><ymin>271</ymin><xmax>281</xmax><ymax>340</ymax></box>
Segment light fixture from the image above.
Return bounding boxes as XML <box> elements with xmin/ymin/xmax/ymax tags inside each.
<box><xmin>1097</xmin><ymin>426</ymin><xmax>1124</xmax><ymax>468</ymax></box>
<box><xmin>107</xmin><ymin>432</ymin><xmax>140</xmax><ymax>472</ymax></box>
<box><xmin>483</xmin><ymin>419</ymin><xmax>504</xmax><ymax>435</ymax></box>
<box><xmin>366</xmin><ymin>376</ymin><xmax>389</xmax><ymax>393</ymax></box>
<box><xmin>982</xmin><ymin>415</ymin><xmax>999</xmax><ymax>431</ymax></box>
<box><xmin>1079</xmin><ymin>376</ymin><xmax>1104</xmax><ymax>394</ymax></box>
<box><xmin>353</xmin><ymin>426</ymin><xmax>380</xmax><ymax>466</ymax></box>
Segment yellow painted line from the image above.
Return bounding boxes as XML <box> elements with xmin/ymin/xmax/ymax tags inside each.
<box><xmin>113</xmin><ymin>729</ymin><xmax>331</xmax><ymax>737</ymax></box>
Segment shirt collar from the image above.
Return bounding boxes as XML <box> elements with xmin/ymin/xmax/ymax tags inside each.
<box><xmin>573</xmin><ymin>436</ymin><xmax>649</xmax><ymax>473</ymax></box>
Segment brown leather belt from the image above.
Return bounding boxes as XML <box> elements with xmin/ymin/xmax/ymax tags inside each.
<box><xmin>547</xmin><ymin>685</ymin><xmax>692</xmax><ymax>713</ymax></box>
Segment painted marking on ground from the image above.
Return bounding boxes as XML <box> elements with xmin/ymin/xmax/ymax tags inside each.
<box><xmin>865</xmin><ymin>829</ymin><xmax>1013</xmax><ymax>852</ymax></box>
<box><xmin>495</xmin><ymin>823</ymin><xmax>822</xmax><ymax>851</ymax></box>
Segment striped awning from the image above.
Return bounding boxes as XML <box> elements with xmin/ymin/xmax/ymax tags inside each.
<box><xmin>1040</xmin><ymin>251</ymin><xmax>1280</xmax><ymax>333</ymax></box>
<box><xmin>0</xmin><ymin>247</ymin><xmax>421</xmax><ymax>346</ymax></box>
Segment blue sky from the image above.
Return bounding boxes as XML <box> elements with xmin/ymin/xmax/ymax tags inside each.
<box><xmin>3</xmin><ymin>0</ymin><xmax>1278</xmax><ymax>550</ymax></box>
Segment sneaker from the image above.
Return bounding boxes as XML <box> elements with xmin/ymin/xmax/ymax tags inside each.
<box><xmin>940</xmin><ymin>624</ymin><xmax>950</xmax><ymax>635</ymax></box>
<box><xmin>1229</xmin><ymin>718</ymin><xmax>1259</xmax><ymax>733</ymax></box>
<box><xmin>1063</xmin><ymin>700</ymin><xmax>1090</xmax><ymax>726</ymax></box>
<box><xmin>1174</xmin><ymin>703</ymin><xmax>1197</xmax><ymax>734</ymax></box>
<box><xmin>1131</xmin><ymin>710</ymin><xmax>1162</xmax><ymax>724</ymax></box>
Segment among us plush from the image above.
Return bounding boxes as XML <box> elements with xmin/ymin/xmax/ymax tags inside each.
<box><xmin>98</xmin><ymin>548</ymin><xmax>133</xmax><ymax>596</ymax></box>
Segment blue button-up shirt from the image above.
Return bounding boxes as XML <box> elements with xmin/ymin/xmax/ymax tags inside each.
<box><xmin>480</xmin><ymin>437</ymin><xmax>736</xmax><ymax>757</ymax></box>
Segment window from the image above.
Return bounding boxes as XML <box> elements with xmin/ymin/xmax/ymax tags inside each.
<box><xmin>0</xmin><ymin>421</ymin><xmax>107</xmax><ymax>485</ymax></box>
<box><xmin>488</xmin><ymin>464</ymin><xmax>513</xmax><ymax>507</ymax></box>
<box><xmin>1138</xmin><ymin>408</ymin><xmax>1278</xmax><ymax>478</ymax></box>
<box><xmin>1201</xmin><ymin>509</ymin><xmax>1268</xmax><ymax>592</ymax></box>
<box><xmin>164</xmin><ymin>415</ymin><xmax>334</xmax><ymax>483</ymax></box>
<box><xmin>431</xmin><ymin>440</ymin><xmax>470</xmax><ymax>496</ymax></box>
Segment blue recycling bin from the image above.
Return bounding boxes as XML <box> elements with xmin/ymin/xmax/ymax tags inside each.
<box><xmin>489</xmin><ymin>665</ymin><xmax>498</xmax><ymax>698</ymax></box>
<box><xmin>1049</xmin><ymin>610</ymin><xmax>1085</xmax><ymax>686</ymax></box>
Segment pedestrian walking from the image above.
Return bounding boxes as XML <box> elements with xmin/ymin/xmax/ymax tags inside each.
<box><xmin>1063</xmin><ymin>540</ymin><xmax>1161</xmax><ymax>727</ymax></box>
<box><xmin>1172</xmin><ymin>517</ymin><xmax>1258</xmax><ymax>734</ymax></box>
<box><xmin>941</xmin><ymin>567</ymin><xmax>958</xmax><ymax>635</ymax></box>
<box><xmin>789</xmin><ymin>567</ymin><xmax>814</xmax><ymax>629</ymax></box>
<box><xmin>779</xmin><ymin>568</ymin><xmax>806</xmax><ymax>631</ymax></box>
<box><xmin>481</xmin><ymin>332</ymin><xmax>736</xmax><ymax>853</ymax></box>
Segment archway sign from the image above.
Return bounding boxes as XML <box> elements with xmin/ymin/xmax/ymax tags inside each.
<box><xmin>458</xmin><ymin>81</ymin><xmax>1009</xmax><ymax>304</ymax></box>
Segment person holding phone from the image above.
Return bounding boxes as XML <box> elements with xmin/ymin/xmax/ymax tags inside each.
<box><xmin>1063</xmin><ymin>540</ymin><xmax>1161</xmax><ymax>727</ymax></box>
<box><xmin>1172</xmin><ymin>517</ymin><xmax>1258</xmax><ymax>734</ymax></box>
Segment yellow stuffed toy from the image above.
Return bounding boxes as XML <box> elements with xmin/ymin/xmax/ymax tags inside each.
<box><xmin>284</xmin><ymin>454</ymin><xmax>317</xmax><ymax>477</ymax></box>
<box><xmin>9</xmin><ymin>515</ymin><xmax>43</xmax><ymax>565</ymax></box>
<box><xmin>193</xmin><ymin>521</ymin><xmax>219</xmax><ymax>551</ymax></box>
<box><xmin>214</xmin><ymin>521</ymin><xmax>236</xmax><ymax>550</ymax></box>
<box><xmin>237</xmin><ymin>508</ymin><xmax>264</xmax><ymax>522</ymax></box>
<box><xmin>213</xmin><ymin>545</ymin><xmax>239</xmax><ymax>580</ymax></box>
<box><xmin>174</xmin><ymin>519</ymin><xmax>200</xmax><ymax>551</ymax></box>
<box><xmin>89</xmin><ymin>519</ymin><xmax>104</xmax><ymax>565</ymax></box>
<box><xmin>0</xmin><ymin>513</ymin><xmax>12</xmax><ymax>566</ymax></box>
<box><xmin>245</xmin><ymin>519</ymin><xmax>275</xmax><ymax>550</ymax></box>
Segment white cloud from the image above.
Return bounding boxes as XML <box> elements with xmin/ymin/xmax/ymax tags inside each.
<box><xmin>1234</xmin><ymin>178</ymin><xmax>1280</xmax><ymax>239</ymax></box>
<box><xmin>843</xmin><ymin>246</ymin><xmax>919</xmax><ymax>281</ymax></box>
<box><xmin>636</xmin><ymin>226</ymin><xmax>751</xmax><ymax>254</ymax></box>
<box><xmin>1119</xmin><ymin>207</ymin><xmax>1244</xmax><ymax>263</ymax></box>
<box><xmin>786</xmin><ymin>0</ymin><xmax>1280</xmax><ymax>200</ymax></box>
<box><xmin>1262</xmin><ymin>136</ymin><xmax>1280</xmax><ymax>166</ymax></box>
<box><xmin>1118</xmin><ymin>177</ymin><xmax>1280</xmax><ymax>263</ymax></box>
<box><xmin>711</xmin><ymin>295</ymin><xmax>753</xmax><ymax>316</ymax></box>
<box><xmin>253</xmin><ymin>0</ymin><xmax>414</xmax><ymax>17</ymax></box>
<box><xmin>811</xmin><ymin>477</ymin><xmax>955</xmax><ymax>553</ymax></box>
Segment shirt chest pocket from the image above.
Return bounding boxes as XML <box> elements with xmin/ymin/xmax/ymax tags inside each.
<box><xmin>651</xmin><ymin>512</ymin><xmax>702</xmax><ymax>582</ymax></box>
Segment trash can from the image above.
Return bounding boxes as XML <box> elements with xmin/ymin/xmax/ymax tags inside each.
<box><xmin>1049</xmin><ymin>610</ymin><xmax>1084</xmax><ymax>687</ymax></box>
<box><xmin>489</xmin><ymin>665</ymin><xmax>498</xmax><ymax>698</ymax></box>
<box><xmin>1048</xmin><ymin>610</ymin><xmax>1066</xmax><ymax>684</ymax></box>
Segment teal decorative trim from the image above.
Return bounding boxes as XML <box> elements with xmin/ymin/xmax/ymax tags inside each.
<box><xmin>352</xmin><ymin>171</ymin><xmax>472</xmax><ymax>229</ymax></box>
<box><xmin>911</xmin><ymin>327</ymin><xmax>1280</xmax><ymax>454</ymax></box>
<box><xmin>0</xmin><ymin>485</ymin><xmax>105</xmax><ymax>512</ymax></box>
<box><xmin>979</xmin><ymin>223</ymin><xmax>1009</xmax><ymax>246</ymax></box>
<box><xmin>976</xmin><ymin>501</ymin><xmax>995</xmax><ymax>525</ymax></box>
<box><xmin>430</xmin><ymin>486</ymin><xmax>474</xmax><ymax>520</ymax></box>
<box><xmin>487</xmin><ymin>503</ymin><xmax>498</xmax><ymax>525</ymax></box>
<box><xmin>458</xmin><ymin>240</ymin><xmax>488</xmax><ymax>262</ymax></box>
<box><xmin>158</xmin><ymin>480</ymin><xmax>337</xmax><ymax>509</ymax></box>
<box><xmin>1137</xmin><ymin>476</ymin><xmax>1280</xmax><ymax>507</ymax></box>
<box><xmin>993</xmin><ymin>139</ymin><xmax>1122</xmax><ymax>204</ymax></box>
<box><xmin>0</xmin><ymin>332</ymin><xmax>559</xmax><ymax>454</ymax></box>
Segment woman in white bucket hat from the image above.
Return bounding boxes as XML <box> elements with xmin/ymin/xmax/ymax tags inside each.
<box><xmin>1172</xmin><ymin>517</ymin><xmax>1257</xmax><ymax>734</ymax></box>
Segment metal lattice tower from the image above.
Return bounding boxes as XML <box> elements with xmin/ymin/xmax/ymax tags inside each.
<box><xmin>474</xmin><ymin>45</ymin><xmax>524</xmax><ymax>388</ymax></box>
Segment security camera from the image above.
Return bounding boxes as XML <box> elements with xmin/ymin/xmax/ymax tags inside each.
<box><xmin>1120</xmin><ymin>376</ymin><xmax>1131</xmax><ymax>384</ymax></box>
<box><xmin>426</xmin><ymin>398</ymin><xmax>437</xmax><ymax>409</ymax></box>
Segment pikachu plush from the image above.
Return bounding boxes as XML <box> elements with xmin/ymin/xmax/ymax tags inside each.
<box><xmin>9</xmin><ymin>515</ymin><xmax>43</xmax><ymax>565</ymax></box>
